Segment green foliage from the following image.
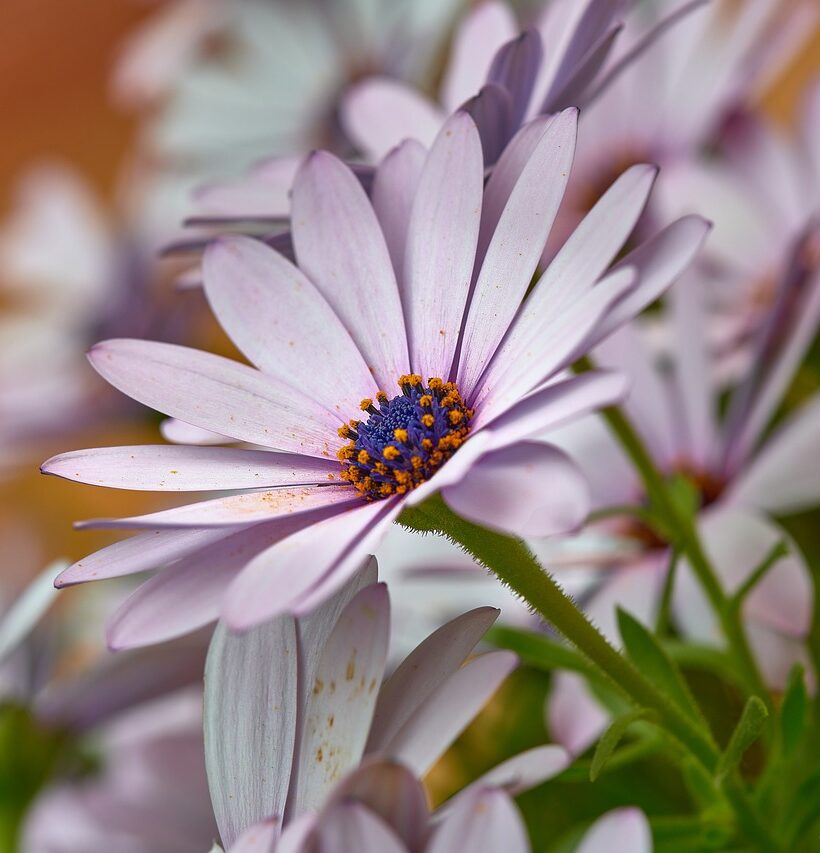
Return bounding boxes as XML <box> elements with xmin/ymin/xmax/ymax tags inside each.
<box><xmin>716</xmin><ymin>697</ymin><xmax>769</xmax><ymax>779</ymax></box>
<box><xmin>589</xmin><ymin>709</ymin><xmax>655</xmax><ymax>781</ymax></box>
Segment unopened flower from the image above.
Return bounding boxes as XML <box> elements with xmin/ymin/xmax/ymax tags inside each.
<box><xmin>43</xmin><ymin>110</ymin><xmax>708</xmax><ymax>643</ymax></box>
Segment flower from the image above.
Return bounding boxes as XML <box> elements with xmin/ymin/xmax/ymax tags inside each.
<box><xmin>545</xmin><ymin>260</ymin><xmax>820</xmax><ymax>753</ymax></box>
<box><xmin>115</xmin><ymin>0</ymin><xmax>463</xmax><ymax>180</ymax></box>
<box><xmin>340</xmin><ymin>0</ymin><xmax>704</xmax><ymax>165</ymax></box>
<box><xmin>547</xmin><ymin>0</ymin><xmax>818</xmax><ymax>257</ymax></box>
<box><xmin>43</xmin><ymin>109</ymin><xmax>708</xmax><ymax>643</ymax></box>
<box><xmin>201</xmin><ymin>559</ymin><xmax>569</xmax><ymax>851</ymax></box>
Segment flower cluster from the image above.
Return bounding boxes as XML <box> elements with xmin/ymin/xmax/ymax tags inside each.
<box><xmin>0</xmin><ymin>1</ymin><xmax>818</xmax><ymax>851</ymax></box>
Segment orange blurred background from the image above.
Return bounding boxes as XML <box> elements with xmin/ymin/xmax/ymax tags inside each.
<box><xmin>0</xmin><ymin>0</ymin><xmax>818</xmax><ymax>587</ymax></box>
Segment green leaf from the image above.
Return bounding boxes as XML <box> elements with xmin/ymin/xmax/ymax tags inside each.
<box><xmin>616</xmin><ymin>608</ymin><xmax>705</xmax><ymax>725</ymax></box>
<box><xmin>681</xmin><ymin>756</ymin><xmax>721</xmax><ymax>809</ymax></box>
<box><xmin>486</xmin><ymin>626</ymin><xmax>598</xmax><ymax>680</ymax></box>
<box><xmin>779</xmin><ymin>664</ymin><xmax>807</xmax><ymax>757</ymax></box>
<box><xmin>717</xmin><ymin>696</ymin><xmax>769</xmax><ymax>778</ymax></box>
<box><xmin>590</xmin><ymin>708</ymin><xmax>655</xmax><ymax>781</ymax></box>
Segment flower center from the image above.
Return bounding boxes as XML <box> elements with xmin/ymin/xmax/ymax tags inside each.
<box><xmin>337</xmin><ymin>374</ymin><xmax>473</xmax><ymax>500</ymax></box>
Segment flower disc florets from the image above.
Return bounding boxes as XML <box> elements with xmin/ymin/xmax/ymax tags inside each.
<box><xmin>337</xmin><ymin>374</ymin><xmax>473</xmax><ymax>500</ymax></box>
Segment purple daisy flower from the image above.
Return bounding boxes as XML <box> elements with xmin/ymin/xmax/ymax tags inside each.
<box><xmin>43</xmin><ymin>109</ymin><xmax>708</xmax><ymax>643</ymax></box>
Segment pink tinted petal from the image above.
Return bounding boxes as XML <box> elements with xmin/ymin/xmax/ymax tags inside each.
<box><xmin>88</xmin><ymin>339</ymin><xmax>340</xmax><ymax>454</ymax></box>
<box><xmin>204</xmin><ymin>616</ymin><xmax>298</xmax><ymax>848</ymax></box>
<box><xmin>379</xmin><ymin>651</ymin><xmax>516</xmax><ymax>776</ymax></box>
<box><xmin>104</xmin><ymin>522</ymin><xmax>304</xmax><ymax>649</ymax></box>
<box><xmin>291</xmin><ymin>152</ymin><xmax>409</xmax><ymax>389</ymax></box>
<box><xmin>274</xmin><ymin>813</ymin><xmax>317</xmax><ymax>853</ymax></box>
<box><xmin>548</xmin><ymin>671</ymin><xmax>610</xmax><ymax>755</ymax></box>
<box><xmin>42</xmin><ymin>445</ymin><xmax>341</xmax><ymax>491</ymax></box>
<box><xmin>541</xmin><ymin>22</ymin><xmax>622</xmax><ymax>113</ymax></box>
<box><xmin>55</xmin><ymin>528</ymin><xmax>233</xmax><ymax>587</ymax></box>
<box><xmin>590</xmin><ymin>215</ymin><xmax>712</xmax><ymax>344</ymax></box>
<box><xmin>457</xmin><ymin>108</ymin><xmax>578</xmax><ymax>399</ymax></box>
<box><xmin>747</xmin><ymin>621</ymin><xmax>813</xmax><ymax>693</ymax></box>
<box><xmin>442</xmin><ymin>442</ymin><xmax>589</xmax><ymax>537</ymax></box>
<box><xmin>223</xmin><ymin>500</ymin><xmax>394</xmax><ymax>630</ymax></box>
<box><xmin>341</xmin><ymin>77</ymin><xmax>445</xmax><ymax>161</ymax></box>
<box><xmin>195</xmin><ymin>157</ymin><xmax>300</xmax><ymax>219</ymax></box>
<box><xmin>77</xmin><ymin>486</ymin><xmax>358</xmax><ymax>530</ymax></box>
<box><xmin>473</xmin><ymin>365</ymin><xmax>626</xmax><ymax>441</ymax></box>
<box><xmin>404</xmin><ymin>112</ymin><xmax>483</xmax><ymax>380</ymax></box>
<box><xmin>727</xmin><ymin>396</ymin><xmax>820</xmax><ymax>515</ymax></box>
<box><xmin>594</xmin><ymin>325</ymin><xmax>679</xmax><ymax>468</ymax></box>
<box><xmin>536</xmin><ymin>164</ymin><xmax>658</xmax><ymax>314</ymax></box>
<box><xmin>677</xmin><ymin>508</ymin><xmax>812</xmax><ymax>641</ymax></box>
<box><xmin>314</xmin><ymin>803</ymin><xmax>406</xmax><ymax>853</ymax></box>
<box><xmin>203</xmin><ymin>235</ymin><xmax>377</xmax><ymax>413</ymax></box>
<box><xmin>160</xmin><ymin>418</ymin><xmax>229</xmax><ymax>445</ymax></box>
<box><xmin>230</xmin><ymin>818</ymin><xmax>280</xmax><ymax>853</ymax></box>
<box><xmin>460</xmin><ymin>83</ymin><xmax>513</xmax><ymax>168</ymax></box>
<box><xmin>447</xmin><ymin>745</ymin><xmax>570</xmax><ymax>809</ymax></box>
<box><xmin>366</xmin><ymin>606</ymin><xmax>500</xmax><ymax>752</ymax></box>
<box><xmin>292</xmin><ymin>585</ymin><xmax>390</xmax><ymax>815</ymax></box>
<box><xmin>440</xmin><ymin>1</ymin><xmax>518</xmax><ymax>111</ymax></box>
<box><xmin>578</xmin><ymin>808</ymin><xmax>652</xmax><ymax>853</ymax></box>
<box><xmin>322</xmin><ymin>759</ymin><xmax>429</xmax><ymax>851</ymax></box>
<box><xmin>476</xmin><ymin>267</ymin><xmax>635</xmax><ymax>414</ymax></box>
<box><xmin>476</xmin><ymin>115</ymin><xmax>554</xmax><ymax>265</ymax></box>
<box><xmin>487</xmin><ymin>28</ymin><xmax>543</xmax><ymax>131</ymax></box>
<box><xmin>429</xmin><ymin>787</ymin><xmax>528</xmax><ymax>853</ymax></box>
<box><xmin>371</xmin><ymin>139</ymin><xmax>427</xmax><ymax>283</ymax></box>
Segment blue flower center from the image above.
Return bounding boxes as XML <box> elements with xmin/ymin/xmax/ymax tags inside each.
<box><xmin>338</xmin><ymin>374</ymin><xmax>473</xmax><ymax>500</ymax></box>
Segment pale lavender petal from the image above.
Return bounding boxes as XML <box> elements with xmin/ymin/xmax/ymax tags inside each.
<box><xmin>577</xmin><ymin>807</ymin><xmax>652</xmax><ymax>853</ymax></box>
<box><xmin>456</xmin><ymin>108</ymin><xmax>578</xmax><ymax>399</ymax></box>
<box><xmin>379</xmin><ymin>651</ymin><xmax>516</xmax><ymax>776</ymax></box>
<box><xmin>314</xmin><ymin>802</ymin><xmax>406</xmax><ymax>853</ymax></box>
<box><xmin>403</xmin><ymin>112</ymin><xmax>483</xmax><ymax>380</ymax></box>
<box><xmin>291</xmin><ymin>151</ymin><xmax>409</xmax><ymax>389</ymax></box>
<box><xmin>461</xmin><ymin>83</ymin><xmax>513</xmax><ymax>167</ymax></box>
<box><xmin>676</xmin><ymin>508</ymin><xmax>812</xmax><ymax>642</ymax></box>
<box><xmin>160</xmin><ymin>418</ymin><xmax>229</xmax><ymax>445</ymax></box>
<box><xmin>341</xmin><ymin>77</ymin><xmax>445</xmax><ymax>161</ymax></box>
<box><xmin>548</xmin><ymin>671</ymin><xmax>610</xmax><ymax>755</ymax></box>
<box><xmin>223</xmin><ymin>500</ymin><xmax>398</xmax><ymax>630</ymax></box>
<box><xmin>443</xmin><ymin>442</ymin><xmax>589</xmax><ymax>537</ymax></box>
<box><xmin>371</xmin><ymin>139</ymin><xmax>427</xmax><ymax>282</ymax></box>
<box><xmin>439</xmin><ymin>1</ymin><xmax>518</xmax><ymax>112</ymax></box>
<box><xmin>444</xmin><ymin>745</ymin><xmax>570</xmax><ymax>811</ymax></box>
<box><xmin>55</xmin><ymin>528</ymin><xmax>233</xmax><ymax>587</ymax></box>
<box><xmin>42</xmin><ymin>445</ymin><xmax>342</xmax><ymax>491</ymax></box>
<box><xmin>475</xmin><ymin>267</ymin><xmax>635</xmax><ymax>415</ymax></box>
<box><xmin>366</xmin><ymin>606</ymin><xmax>500</xmax><ymax>752</ymax></box>
<box><xmin>487</xmin><ymin>28</ymin><xmax>543</xmax><ymax>132</ymax></box>
<box><xmin>36</xmin><ymin>638</ymin><xmax>207</xmax><ymax>731</ymax></box>
<box><xmin>590</xmin><ymin>215</ymin><xmax>711</xmax><ymax>344</ymax></box>
<box><xmin>204</xmin><ymin>614</ymin><xmax>298</xmax><ymax>848</ymax></box>
<box><xmin>321</xmin><ymin>759</ymin><xmax>429</xmax><ymax>851</ymax></box>
<box><xmin>230</xmin><ymin>819</ymin><xmax>279</xmax><ymax>853</ymax></box>
<box><xmin>104</xmin><ymin>522</ymin><xmax>307</xmax><ymax>649</ymax></box>
<box><xmin>274</xmin><ymin>814</ymin><xmax>317</xmax><ymax>853</ymax></box>
<box><xmin>541</xmin><ymin>22</ymin><xmax>621</xmax><ymax>114</ymax></box>
<box><xmin>292</xmin><ymin>584</ymin><xmax>390</xmax><ymax>815</ymax></box>
<box><xmin>88</xmin><ymin>339</ymin><xmax>341</xmax><ymax>454</ymax></box>
<box><xmin>203</xmin><ymin>235</ymin><xmax>377</xmax><ymax>413</ymax></box>
<box><xmin>195</xmin><ymin>157</ymin><xmax>300</xmax><ymax>219</ymax></box>
<box><xmin>77</xmin><ymin>486</ymin><xmax>358</xmax><ymax>530</ymax></box>
<box><xmin>474</xmin><ymin>370</ymin><xmax>627</xmax><ymax>441</ymax></box>
<box><xmin>727</xmin><ymin>396</ymin><xmax>820</xmax><ymax>514</ymax></box>
<box><xmin>429</xmin><ymin>787</ymin><xmax>528</xmax><ymax>853</ymax></box>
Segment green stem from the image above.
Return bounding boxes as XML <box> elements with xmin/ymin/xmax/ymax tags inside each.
<box><xmin>401</xmin><ymin>497</ymin><xmax>781</xmax><ymax>849</ymax></box>
<box><xmin>401</xmin><ymin>497</ymin><xmax>718</xmax><ymax>769</ymax></box>
<box><xmin>594</xmin><ymin>397</ymin><xmax>771</xmax><ymax>708</ymax></box>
